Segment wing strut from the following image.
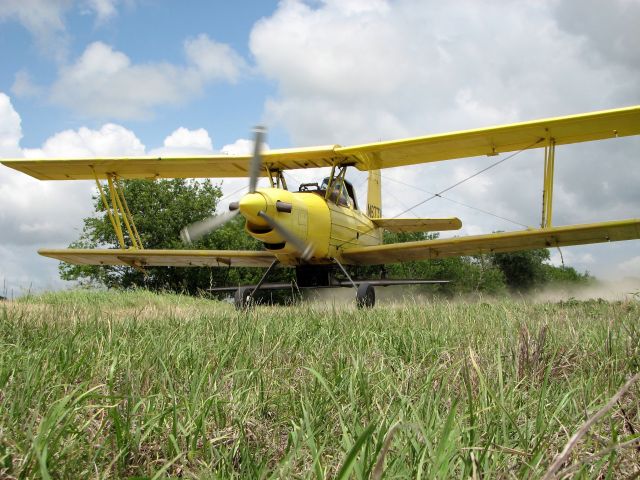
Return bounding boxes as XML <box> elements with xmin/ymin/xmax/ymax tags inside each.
<box><xmin>93</xmin><ymin>169</ymin><xmax>144</xmax><ymax>250</ymax></box>
<box><xmin>541</xmin><ymin>139</ymin><xmax>556</xmax><ymax>228</ymax></box>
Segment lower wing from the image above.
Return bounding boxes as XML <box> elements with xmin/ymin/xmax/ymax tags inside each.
<box><xmin>371</xmin><ymin>217</ymin><xmax>462</xmax><ymax>232</ymax></box>
<box><xmin>342</xmin><ymin>219</ymin><xmax>640</xmax><ymax>265</ymax></box>
<box><xmin>38</xmin><ymin>248</ymin><xmax>277</xmax><ymax>268</ymax></box>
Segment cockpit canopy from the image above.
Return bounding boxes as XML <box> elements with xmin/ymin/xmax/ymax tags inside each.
<box><xmin>298</xmin><ymin>177</ymin><xmax>358</xmax><ymax>209</ymax></box>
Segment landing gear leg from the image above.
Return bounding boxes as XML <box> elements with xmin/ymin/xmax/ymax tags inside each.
<box><xmin>356</xmin><ymin>282</ymin><xmax>375</xmax><ymax>308</ymax></box>
<box><xmin>234</xmin><ymin>259</ymin><xmax>279</xmax><ymax>310</ymax></box>
<box><xmin>332</xmin><ymin>257</ymin><xmax>375</xmax><ymax>308</ymax></box>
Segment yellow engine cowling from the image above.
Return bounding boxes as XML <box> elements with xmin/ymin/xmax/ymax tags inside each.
<box><xmin>240</xmin><ymin>188</ymin><xmax>331</xmax><ymax>264</ymax></box>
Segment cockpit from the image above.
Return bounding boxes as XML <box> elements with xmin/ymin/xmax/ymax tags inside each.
<box><xmin>298</xmin><ymin>177</ymin><xmax>358</xmax><ymax>209</ymax></box>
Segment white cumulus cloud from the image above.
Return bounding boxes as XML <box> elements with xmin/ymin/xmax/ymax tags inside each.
<box><xmin>82</xmin><ymin>0</ymin><xmax>119</xmax><ymax>24</ymax></box>
<box><xmin>148</xmin><ymin>127</ymin><xmax>214</xmax><ymax>156</ymax></box>
<box><xmin>50</xmin><ymin>37</ymin><xmax>246</xmax><ymax>120</ymax></box>
<box><xmin>184</xmin><ymin>34</ymin><xmax>246</xmax><ymax>83</ymax></box>
<box><xmin>11</xmin><ymin>70</ymin><xmax>43</xmax><ymax>99</ymax></box>
<box><xmin>23</xmin><ymin>123</ymin><xmax>145</xmax><ymax>158</ymax></box>
<box><xmin>219</xmin><ymin>138</ymin><xmax>271</xmax><ymax>156</ymax></box>
<box><xmin>0</xmin><ymin>93</ymin><xmax>23</xmax><ymax>157</ymax></box>
<box><xmin>251</xmin><ymin>0</ymin><xmax>635</xmax><ymax>144</ymax></box>
<box><xmin>0</xmin><ymin>0</ymin><xmax>71</xmax><ymax>61</ymax></box>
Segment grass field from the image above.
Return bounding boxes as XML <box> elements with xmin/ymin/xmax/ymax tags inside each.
<box><xmin>1</xmin><ymin>290</ymin><xmax>639</xmax><ymax>478</ymax></box>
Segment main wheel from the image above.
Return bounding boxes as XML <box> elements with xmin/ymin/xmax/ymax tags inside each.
<box><xmin>356</xmin><ymin>282</ymin><xmax>375</xmax><ymax>308</ymax></box>
<box><xmin>234</xmin><ymin>286</ymin><xmax>254</xmax><ymax>309</ymax></box>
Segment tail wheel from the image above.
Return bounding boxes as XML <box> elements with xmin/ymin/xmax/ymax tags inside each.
<box><xmin>234</xmin><ymin>286</ymin><xmax>254</xmax><ymax>309</ymax></box>
<box><xmin>356</xmin><ymin>282</ymin><xmax>375</xmax><ymax>308</ymax></box>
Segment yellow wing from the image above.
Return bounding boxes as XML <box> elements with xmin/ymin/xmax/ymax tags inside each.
<box><xmin>371</xmin><ymin>217</ymin><xmax>462</xmax><ymax>232</ymax></box>
<box><xmin>341</xmin><ymin>219</ymin><xmax>640</xmax><ymax>265</ymax></box>
<box><xmin>338</xmin><ymin>105</ymin><xmax>640</xmax><ymax>169</ymax></box>
<box><xmin>2</xmin><ymin>105</ymin><xmax>638</xmax><ymax>179</ymax></box>
<box><xmin>39</xmin><ymin>248</ymin><xmax>277</xmax><ymax>267</ymax></box>
<box><xmin>1</xmin><ymin>145</ymin><xmax>340</xmax><ymax>180</ymax></box>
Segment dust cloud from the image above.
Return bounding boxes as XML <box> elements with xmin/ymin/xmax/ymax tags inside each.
<box><xmin>529</xmin><ymin>278</ymin><xmax>640</xmax><ymax>303</ymax></box>
<box><xmin>303</xmin><ymin>278</ymin><xmax>640</xmax><ymax>307</ymax></box>
<box><xmin>304</xmin><ymin>285</ymin><xmax>441</xmax><ymax>307</ymax></box>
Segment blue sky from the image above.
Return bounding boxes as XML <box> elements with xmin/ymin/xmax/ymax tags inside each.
<box><xmin>1</xmin><ymin>0</ymin><xmax>639</xmax><ymax>296</ymax></box>
<box><xmin>2</xmin><ymin>1</ymin><xmax>284</xmax><ymax>148</ymax></box>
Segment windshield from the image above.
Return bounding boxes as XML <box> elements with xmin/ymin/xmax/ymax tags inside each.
<box><xmin>321</xmin><ymin>177</ymin><xmax>353</xmax><ymax>208</ymax></box>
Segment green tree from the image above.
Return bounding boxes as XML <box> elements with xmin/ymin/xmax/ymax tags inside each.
<box><xmin>490</xmin><ymin>248</ymin><xmax>595</xmax><ymax>292</ymax></box>
<box><xmin>543</xmin><ymin>263</ymin><xmax>593</xmax><ymax>286</ymax></box>
<box><xmin>61</xmin><ymin>179</ymin><xmax>270</xmax><ymax>293</ymax></box>
<box><xmin>489</xmin><ymin>249</ymin><xmax>550</xmax><ymax>292</ymax></box>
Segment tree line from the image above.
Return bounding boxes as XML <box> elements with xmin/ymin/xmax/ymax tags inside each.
<box><xmin>61</xmin><ymin>179</ymin><xmax>592</xmax><ymax>295</ymax></box>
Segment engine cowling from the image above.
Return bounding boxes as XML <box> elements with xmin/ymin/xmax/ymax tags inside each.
<box><xmin>239</xmin><ymin>187</ymin><xmax>330</xmax><ymax>262</ymax></box>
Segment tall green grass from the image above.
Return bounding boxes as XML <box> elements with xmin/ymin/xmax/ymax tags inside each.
<box><xmin>1</xmin><ymin>291</ymin><xmax>638</xmax><ymax>478</ymax></box>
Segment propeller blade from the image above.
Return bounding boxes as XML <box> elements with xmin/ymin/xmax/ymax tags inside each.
<box><xmin>248</xmin><ymin>126</ymin><xmax>266</xmax><ymax>194</ymax></box>
<box><xmin>180</xmin><ymin>209</ymin><xmax>239</xmax><ymax>244</ymax></box>
<box><xmin>258</xmin><ymin>211</ymin><xmax>314</xmax><ymax>260</ymax></box>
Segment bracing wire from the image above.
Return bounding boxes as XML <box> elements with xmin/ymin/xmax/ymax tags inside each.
<box><xmin>391</xmin><ymin>138</ymin><xmax>544</xmax><ymax>219</ymax></box>
<box><xmin>336</xmin><ymin>138</ymin><xmax>544</xmax><ymax>248</ymax></box>
<box><xmin>383</xmin><ymin>175</ymin><xmax>532</xmax><ymax>229</ymax></box>
<box><xmin>383</xmin><ymin>181</ymin><xmax>424</xmax><ymax>217</ymax></box>
<box><xmin>217</xmin><ymin>183</ymin><xmax>250</xmax><ymax>204</ymax></box>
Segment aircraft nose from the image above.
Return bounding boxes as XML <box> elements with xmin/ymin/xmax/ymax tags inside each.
<box><xmin>239</xmin><ymin>192</ymin><xmax>268</xmax><ymax>220</ymax></box>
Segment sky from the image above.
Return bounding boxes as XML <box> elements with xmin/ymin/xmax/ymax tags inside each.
<box><xmin>0</xmin><ymin>0</ymin><xmax>639</xmax><ymax>296</ymax></box>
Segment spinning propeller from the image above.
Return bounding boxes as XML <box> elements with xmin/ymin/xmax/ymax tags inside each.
<box><xmin>179</xmin><ymin>127</ymin><xmax>314</xmax><ymax>260</ymax></box>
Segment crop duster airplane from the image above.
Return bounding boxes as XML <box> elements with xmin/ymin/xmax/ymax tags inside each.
<box><xmin>2</xmin><ymin>106</ymin><xmax>640</xmax><ymax>307</ymax></box>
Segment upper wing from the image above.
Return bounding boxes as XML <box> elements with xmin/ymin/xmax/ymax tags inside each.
<box><xmin>371</xmin><ymin>217</ymin><xmax>462</xmax><ymax>232</ymax></box>
<box><xmin>1</xmin><ymin>145</ymin><xmax>341</xmax><ymax>180</ymax></box>
<box><xmin>39</xmin><ymin>248</ymin><xmax>277</xmax><ymax>268</ymax></box>
<box><xmin>338</xmin><ymin>105</ymin><xmax>640</xmax><ymax>169</ymax></box>
<box><xmin>2</xmin><ymin>105</ymin><xmax>638</xmax><ymax>180</ymax></box>
<box><xmin>341</xmin><ymin>219</ymin><xmax>640</xmax><ymax>265</ymax></box>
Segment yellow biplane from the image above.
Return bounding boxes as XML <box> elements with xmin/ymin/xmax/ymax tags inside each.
<box><xmin>2</xmin><ymin>105</ymin><xmax>639</xmax><ymax>307</ymax></box>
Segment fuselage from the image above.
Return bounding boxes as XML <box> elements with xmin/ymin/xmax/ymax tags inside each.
<box><xmin>238</xmin><ymin>187</ymin><xmax>382</xmax><ymax>265</ymax></box>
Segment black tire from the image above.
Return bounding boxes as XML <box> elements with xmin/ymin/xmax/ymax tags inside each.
<box><xmin>234</xmin><ymin>286</ymin><xmax>254</xmax><ymax>310</ymax></box>
<box><xmin>356</xmin><ymin>282</ymin><xmax>375</xmax><ymax>308</ymax></box>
